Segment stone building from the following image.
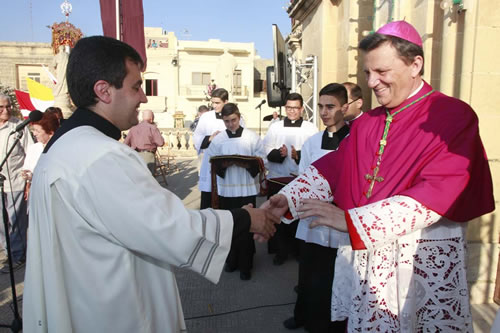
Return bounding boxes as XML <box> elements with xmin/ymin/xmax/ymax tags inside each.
<box><xmin>139</xmin><ymin>27</ymin><xmax>273</xmax><ymax>130</ymax></box>
<box><xmin>285</xmin><ymin>0</ymin><xmax>499</xmax><ymax>305</ymax></box>
<box><xmin>0</xmin><ymin>41</ymin><xmax>54</xmax><ymax>92</ymax></box>
<box><xmin>0</xmin><ymin>28</ymin><xmax>274</xmax><ymax>131</ymax></box>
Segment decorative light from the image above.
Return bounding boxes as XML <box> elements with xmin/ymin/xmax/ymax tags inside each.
<box><xmin>60</xmin><ymin>0</ymin><xmax>72</xmax><ymax>21</ymax></box>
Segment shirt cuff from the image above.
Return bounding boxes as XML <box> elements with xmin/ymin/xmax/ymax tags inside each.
<box><xmin>345</xmin><ymin>210</ymin><xmax>366</xmax><ymax>250</ymax></box>
<box><xmin>200</xmin><ymin>136</ymin><xmax>211</xmax><ymax>149</ymax></box>
<box><xmin>267</xmin><ymin>149</ymin><xmax>286</xmax><ymax>163</ymax></box>
<box><xmin>229</xmin><ymin>208</ymin><xmax>251</xmax><ymax>239</ymax></box>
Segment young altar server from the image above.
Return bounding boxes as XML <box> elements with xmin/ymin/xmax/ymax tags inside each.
<box><xmin>206</xmin><ymin>103</ymin><xmax>266</xmax><ymax>280</ymax></box>
<box><xmin>262</xmin><ymin>93</ymin><xmax>317</xmax><ymax>265</ymax></box>
<box><xmin>283</xmin><ymin>83</ymin><xmax>351</xmax><ymax>331</ymax></box>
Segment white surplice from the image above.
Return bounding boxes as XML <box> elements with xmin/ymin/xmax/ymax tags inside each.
<box><xmin>205</xmin><ymin>128</ymin><xmax>266</xmax><ymax>197</ymax></box>
<box><xmin>23</xmin><ymin>126</ymin><xmax>233</xmax><ymax>333</ymax></box>
<box><xmin>280</xmin><ymin>165</ymin><xmax>473</xmax><ymax>332</ymax></box>
<box><xmin>262</xmin><ymin>119</ymin><xmax>317</xmax><ymax>179</ymax></box>
<box><xmin>296</xmin><ymin>130</ymin><xmax>350</xmax><ymax>247</ymax></box>
<box><xmin>193</xmin><ymin>110</ymin><xmax>245</xmax><ymax>192</ymax></box>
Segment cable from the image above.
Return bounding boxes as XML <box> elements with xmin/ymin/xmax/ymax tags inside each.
<box><xmin>184</xmin><ymin>301</ymin><xmax>295</xmax><ymax>320</ymax></box>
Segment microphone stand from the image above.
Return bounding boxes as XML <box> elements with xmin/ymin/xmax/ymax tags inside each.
<box><xmin>0</xmin><ymin>131</ymin><xmax>24</xmax><ymax>332</ymax></box>
<box><xmin>258</xmin><ymin>104</ymin><xmax>263</xmax><ymax>137</ymax></box>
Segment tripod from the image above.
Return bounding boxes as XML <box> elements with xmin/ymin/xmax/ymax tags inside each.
<box><xmin>0</xmin><ymin>132</ymin><xmax>24</xmax><ymax>332</ymax></box>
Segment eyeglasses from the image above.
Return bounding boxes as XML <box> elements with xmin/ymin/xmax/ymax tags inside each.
<box><xmin>285</xmin><ymin>106</ymin><xmax>301</xmax><ymax>111</ymax></box>
<box><xmin>347</xmin><ymin>98</ymin><xmax>360</xmax><ymax>105</ymax></box>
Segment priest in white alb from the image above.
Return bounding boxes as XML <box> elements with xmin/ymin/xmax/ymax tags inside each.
<box><xmin>23</xmin><ymin>36</ymin><xmax>279</xmax><ymax>333</ymax></box>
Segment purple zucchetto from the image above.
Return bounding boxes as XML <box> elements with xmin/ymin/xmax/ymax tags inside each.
<box><xmin>376</xmin><ymin>21</ymin><xmax>423</xmax><ymax>48</ymax></box>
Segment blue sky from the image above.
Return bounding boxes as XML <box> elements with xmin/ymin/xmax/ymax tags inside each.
<box><xmin>0</xmin><ymin>0</ymin><xmax>291</xmax><ymax>59</ymax></box>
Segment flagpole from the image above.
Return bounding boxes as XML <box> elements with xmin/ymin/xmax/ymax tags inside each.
<box><xmin>115</xmin><ymin>0</ymin><xmax>120</xmax><ymax>40</ymax></box>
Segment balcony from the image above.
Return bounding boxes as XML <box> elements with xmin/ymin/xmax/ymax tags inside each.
<box><xmin>180</xmin><ymin>85</ymin><xmax>209</xmax><ymax>100</ymax></box>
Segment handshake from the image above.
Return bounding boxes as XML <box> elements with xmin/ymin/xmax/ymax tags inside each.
<box><xmin>242</xmin><ymin>194</ymin><xmax>348</xmax><ymax>242</ymax></box>
<box><xmin>241</xmin><ymin>194</ymin><xmax>290</xmax><ymax>243</ymax></box>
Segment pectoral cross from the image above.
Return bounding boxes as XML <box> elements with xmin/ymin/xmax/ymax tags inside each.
<box><xmin>365</xmin><ymin>165</ymin><xmax>384</xmax><ymax>198</ymax></box>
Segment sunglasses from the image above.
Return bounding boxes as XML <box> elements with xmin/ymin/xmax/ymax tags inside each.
<box><xmin>347</xmin><ymin>98</ymin><xmax>360</xmax><ymax>105</ymax></box>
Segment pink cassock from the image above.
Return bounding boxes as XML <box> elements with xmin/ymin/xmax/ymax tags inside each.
<box><xmin>313</xmin><ymin>81</ymin><xmax>494</xmax><ymax>229</ymax></box>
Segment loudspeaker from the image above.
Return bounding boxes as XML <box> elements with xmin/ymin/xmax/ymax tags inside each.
<box><xmin>266</xmin><ymin>66</ymin><xmax>286</xmax><ymax>108</ymax></box>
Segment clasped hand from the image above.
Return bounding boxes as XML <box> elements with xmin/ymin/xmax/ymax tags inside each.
<box><xmin>255</xmin><ymin>195</ymin><xmax>348</xmax><ymax>242</ymax></box>
<box><xmin>242</xmin><ymin>203</ymin><xmax>280</xmax><ymax>243</ymax></box>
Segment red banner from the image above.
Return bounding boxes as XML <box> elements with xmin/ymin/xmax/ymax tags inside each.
<box><xmin>99</xmin><ymin>0</ymin><xmax>147</xmax><ymax>71</ymax></box>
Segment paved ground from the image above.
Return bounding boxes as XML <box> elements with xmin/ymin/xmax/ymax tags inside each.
<box><xmin>0</xmin><ymin>157</ymin><xmax>496</xmax><ymax>332</ymax></box>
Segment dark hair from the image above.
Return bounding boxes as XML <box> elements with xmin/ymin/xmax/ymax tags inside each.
<box><xmin>33</xmin><ymin>112</ymin><xmax>60</xmax><ymax>135</ymax></box>
<box><xmin>358</xmin><ymin>33</ymin><xmax>424</xmax><ymax>75</ymax></box>
<box><xmin>342</xmin><ymin>82</ymin><xmax>363</xmax><ymax>101</ymax></box>
<box><xmin>44</xmin><ymin>106</ymin><xmax>64</xmax><ymax>120</ymax></box>
<box><xmin>285</xmin><ymin>92</ymin><xmax>303</xmax><ymax>106</ymax></box>
<box><xmin>221</xmin><ymin>103</ymin><xmax>240</xmax><ymax>118</ymax></box>
<box><xmin>198</xmin><ymin>105</ymin><xmax>209</xmax><ymax>113</ymax></box>
<box><xmin>319</xmin><ymin>83</ymin><xmax>348</xmax><ymax>105</ymax></box>
<box><xmin>211</xmin><ymin>88</ymin><xmax>229</xmax><ymax>102</ymax></box>
<box><xmin>67</xmin><ymin>36</ymin><xmax>144</xmax><ymax>108</ymax></box>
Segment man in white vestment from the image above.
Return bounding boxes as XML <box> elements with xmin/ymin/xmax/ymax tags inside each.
<box><xmin>205</xmin><ymin>103</ymin><xmax>266</xmax><ymax>280</ymax></box>
<box><xmin>193</xmin><ymin>88</ymin><xmax>244</xmax><ymax>209</ymax></box>
<box><xmin>262</xmin><ymin>93</ymin><xmax>317</xmax><ymax>266</ymax></box>
<box><xmin>22</xmin><ymin>36</ymin><xmax>279</xmax><ymax>333</ymax></box>
<box><xmin>283</xmin><ymin>83</ymin><xmax>351</xmax><ymax>331</ymax></box>
<box><xmin>262</xmin><ymin>21</ymin><xmax>494</xmax><ymax>332</ymax></box>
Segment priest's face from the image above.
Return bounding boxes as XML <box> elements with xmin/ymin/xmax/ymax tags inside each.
<box><xmin>285</xmin><ymin>100</ymin><xmax>303</xmax><ymax>121</ymax></box>
<box><xmin>362</xmin><ymin>42</ymin><xmax>422</xmax><ymax>108</ymax></box>
<box><xmin>108</xmin><ymin>59</ymin><xmax>148</xmax><ymax>131</ymax></box>
<box><xmin>223</xmin><ymin>113</ymin><xmax>240</xmax><ymax>132</ymax></box>
<box><xmin>318</xmin><ymin>95</ymin><xmax>344</xmax><ymax>129</ymax></box>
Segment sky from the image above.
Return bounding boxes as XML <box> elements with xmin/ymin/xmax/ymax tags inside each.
<box><xmin>0</xmin><ymin>0</ymin><xmax>291</xmax><ymax>59</ymax></box>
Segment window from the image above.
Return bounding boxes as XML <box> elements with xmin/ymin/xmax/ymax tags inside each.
<box><xmin>27</xmin><ymin>72</ymin><xmax>41</xmax><ymax>83</ymax></box>
<box><xmin>233</xmin><ymin>70</ymin><xmax>242</xmax><ymax>96</ymax></box>
<box><xmin>145</xmin><ymin>79</ymin><xmax>158</xmax><ymax>96</ymax></box>
<box><xmin>192</xmin><ymin>72</ymin><xmax>211</xmax><ymax>85</ymax></box>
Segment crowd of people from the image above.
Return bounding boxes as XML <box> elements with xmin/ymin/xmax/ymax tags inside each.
<box><xmin>0</xmin><ymin>20</ymin><xmax>493</xmax><ymax>333</ymax></box>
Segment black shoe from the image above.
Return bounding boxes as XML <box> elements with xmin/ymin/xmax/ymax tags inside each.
<box><xmin>240</xmin><ymin>271</ymin><xmax>251</xmax><ymax>280</ymax></box>
<box><xmin>283</xmin><ymin>317</ymin><xmax>303</xmax><ymax>330</ymax></box>
<box><xmin>0</xmin><ymin>260</ymin><xmax>25</xmax><ymax>274</ymax></box>
<box><xmin>273</xmin><ymin>255</ymin><xmax>286</xmax><ymax>266</ymax></box>
<box><xmin>224</xmin><ymin>264</ymin><xmax>236</xmax><ymax>273</ymax></box>
<box><xmin>293</xmin><ymin>285</ymin><xmax>299</xmax><ymax>294</ymax></box>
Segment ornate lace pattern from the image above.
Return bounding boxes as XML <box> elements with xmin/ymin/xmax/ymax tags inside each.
<box><xmin>279</xmin><ymin>165</ymin><xmax>332</xmax><ymax>223</ymax></box>
<box><xmin>333</xmin><ymin>197</ymin><xmax>472</xmax><ymax>332</ymax></box>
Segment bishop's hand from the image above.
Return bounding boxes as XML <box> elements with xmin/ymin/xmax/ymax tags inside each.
<box><xmin>297</xmin><ymin>199</ymin><xmax>348</xmax><ymax>232</ymax></box>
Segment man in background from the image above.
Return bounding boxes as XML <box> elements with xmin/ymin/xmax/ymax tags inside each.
<box><xmin>263</xmin><ymin>93</ymin><xmax>317</xmax><ymax>265</ymax></box>
<box><xmin>194</xmin><ymin>88</ymin><xmax>244</xmax><ymax>209</ymax></box>
<box><xmin>0</xmin><ymin>94</ymin><xmax>33</xmax><ymax>274</ymax></box>
<box><xmin>124</xmin><ymin>109</ymin><xmax>164</xmax><ymax>175</ymax></box>
<box><xmin>342</xmin><ymin>82</ymin><xmax>363</xmax><ymax>122</ymax></box>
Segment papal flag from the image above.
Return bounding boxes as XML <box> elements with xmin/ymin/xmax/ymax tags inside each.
<box><xmin>15</xmin><ymin>78</ymin><xmax>54</xmax><ymax>118</ymax></box>
<box><xmin>26</xmin><ymin>78</ymin><xmax>54</xmax><ymax>112</ymax></box>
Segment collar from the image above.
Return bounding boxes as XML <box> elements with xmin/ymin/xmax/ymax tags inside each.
<box><xmin>283</xmin><ymin>117</ymin><xmax>303</xmax><ymax>127</ymax></box>
<box><xmin>44</xmin><ymin>107</ymin><xmax>121</xmax><ymax>153</ymax></box>
<box><xmin>215</xmin><ymin>112</ymin><xmax>222</xmax><ymax>119</ymax></box>
<box><xmin>226</xmin><ymin>126</ymin><xmax>243</xmax><ymax>138</ymax></box>
<box><xmin>407</xmin><ymin>80</ymin><xmax>424</xmax><ymax>99</ymax></box>
<box><xmin>346</xmin><ymin>112</ymin><xmax>364</xmax><ymax>125</ymax></box>
<box><xmin>321</xmin><ymin>124</ymin><xmax>350</xmax><ymax>150</ymax></box>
